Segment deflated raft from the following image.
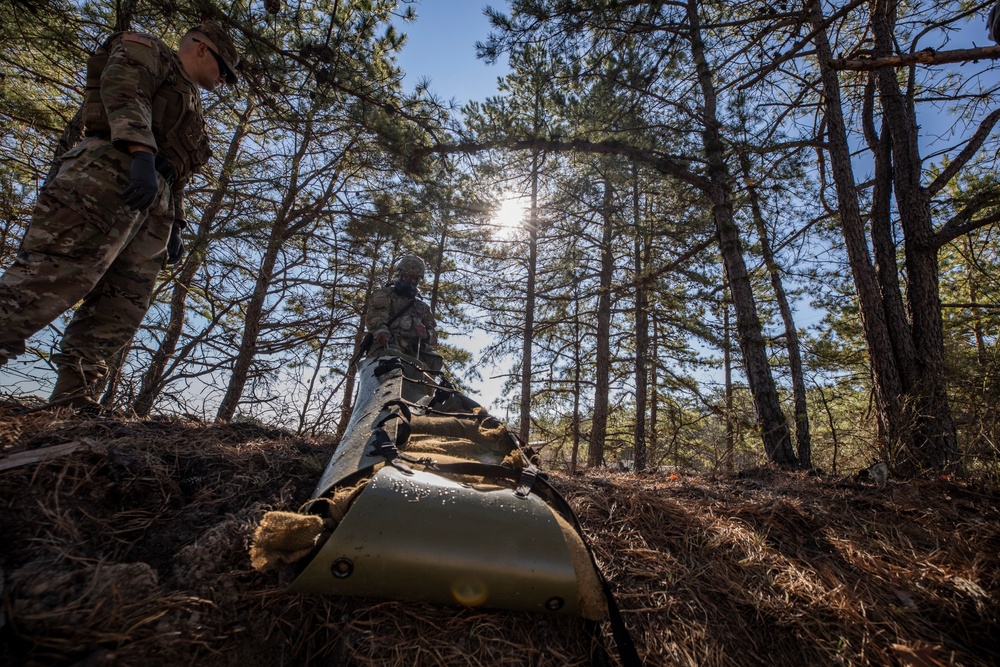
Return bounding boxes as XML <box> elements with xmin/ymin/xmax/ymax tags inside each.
<box><xmin>251</xmin><ymin>349</ymin><xmax>608</xmax><ymax>620</ymax></box>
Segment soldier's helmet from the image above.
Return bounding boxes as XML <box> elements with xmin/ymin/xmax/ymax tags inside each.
<box><xmin>395</xmin><ymin>255</ymin><xmax>425</xmax><ymax>282</ymax></box>
<box><xmin>190</xmin><ymin>20</ymin><xmax>240</xmax><ymax>84</ymax></box>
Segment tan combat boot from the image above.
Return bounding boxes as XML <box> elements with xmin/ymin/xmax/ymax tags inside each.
<box><xmin>50</xmin><ymin>364</ymin><xmax>101</xmax><ymax>412</ymax></box>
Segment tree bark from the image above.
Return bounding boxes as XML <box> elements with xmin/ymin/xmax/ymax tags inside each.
<box><xmin>738</xmin><ymin>152</ymin><xmax>811</xmax><ymax>468</ymax></box>
<box><xmin>723</xmin><ymin>294</ymin><xmax>734</xmax><ymax>471</ymax></box>
<box><xmin>861</xmin><ymin>76</ymin><xmax>919</xmax><ymax>394</ymax></box>
<box><xmin>632</xmin><ymin>163</ymin><xmax>649</xmax><ymax>472</ymax></box>
<box><xmin>829</xmin><ymin>44</ymin><xmax>1000</xmax><ymax>71</ymax></box>
<box><xmin>132</xmin><ymin>103</ymin><xmax>252</xmax><ymax>417</ymax></box>
<box><xmin>519</xmin><ymin>150</ymin><xmax>540</xmax><ymax>444</ymax></box>
<box><xmin>334</xmin><ymin>255</ymin><xmax>383</xmax><ymax>440</ymax></box>
<box><xmin>809</xmin><ymin>0</ymin><xmax>905</xmax><ymax>452</ymax></box>
<box><xmin>688</xmin><ymin>0</ymin><xmax>796</xmax><ymax>465</ymax></box>
<box><xmin>870</xmin><ymin>0</ymin><xmax>958</xmax><ymax>470</ymax></box>
<box><xmin>216</xmin><ymin>123</ymin><xmax>316</xmax><ymax>423</ymax></box>
<box><xmin>570</xmin><ymin>274</ymin><xmax>583</xmax><ymax>474</ymax></box>
<box><xmin>650</xmin><ymin>313</ymin><xmax>659</xmax><ymax>467</ymax></box>
<box><xmin>588</xmin><ymin>175</ymin><xmax>614</xmax><ymax>468</ymax></box>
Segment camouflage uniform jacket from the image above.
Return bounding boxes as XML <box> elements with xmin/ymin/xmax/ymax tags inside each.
<box><xmin>365</xmin><ymin>286</ymin><xmax>437</xmax><ymax>356</ymax></box>
<box><xmin>85</xmin><ymin>32</ymin><xmax>212</xmax><ymax>223</ymax></box>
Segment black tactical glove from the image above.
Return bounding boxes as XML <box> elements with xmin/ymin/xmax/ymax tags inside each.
<box><xmin>166</xmin><ymin>221</ymin><xmax>185</xmax><ymax>265</ymax></box>
<box><xmin>123</xmin><ymin>151</ymin><xmax>159</xmax><ymax>211</ymax></box>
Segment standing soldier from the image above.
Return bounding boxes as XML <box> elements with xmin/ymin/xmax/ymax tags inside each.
<box><xmin>0</xmin><ymin>21</ymin><xmax>239</xmax><ymax>410</ymax></box>
<box><xmin>365</xmin><ymin>255</ymin><xmax>438</xmax><ymax>362</ymax></box>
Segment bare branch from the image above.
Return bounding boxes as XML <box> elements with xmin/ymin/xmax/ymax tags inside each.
<box><xmin>410</xmin><ymin>137</ymin><xmax>709</xmax><ymax>190</ymax></box>
<box><xmin>830</xmin><ymin>45</ymin><xmax>1000</xmax><ymax>71</ymax></box>
<box><xmin>941</xmin><ymin>302</ymin><xmax>1000</xmax><ymax>310</ymax></box>
<box><xmin>935</xmin><ymin>196</ymin><xmax>1000</xmax><ymax>247</ymax></box>
<box><xmin>927</xmin><ymin>108</ymin><xmax>1000</xmax><ymax>196</ymax></box>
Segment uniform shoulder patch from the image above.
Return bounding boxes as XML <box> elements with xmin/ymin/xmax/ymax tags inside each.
<box><xmin>123</xmin><ymin>33</ymin><xmax>154</xmax><ymax>48</ymax></box>
<box><xmin>118</xmin><ymin>33</ymin><xmax>164</xmax><ymax>73</ymax></box>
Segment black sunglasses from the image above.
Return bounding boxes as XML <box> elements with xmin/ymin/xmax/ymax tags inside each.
<box><xmin>192</xmin><ymin>38</ymin><xmax>228</xmax><ymax>77</ymax></box>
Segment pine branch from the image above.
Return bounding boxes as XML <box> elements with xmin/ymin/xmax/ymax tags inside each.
<box><xmin>829</xmin><ymin>45</ymin><xmax>1000</xmax><ymax>71</ymax></box>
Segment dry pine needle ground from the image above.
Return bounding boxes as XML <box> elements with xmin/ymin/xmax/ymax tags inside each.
<box><xmin>1</xmin><ymin>405</ymin><xmax>997</xmax><ymax>666</ymax></box>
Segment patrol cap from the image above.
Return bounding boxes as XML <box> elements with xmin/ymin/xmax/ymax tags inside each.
<box><xmin>189</xmin><ymin>20</ymin><xmax>239</xmax><ymax>84</ymax></box>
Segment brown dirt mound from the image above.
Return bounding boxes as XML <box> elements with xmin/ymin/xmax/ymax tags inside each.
<box><xmin>1</xmin><ymin>405</ymin><xmax>997</xmax><ymax>666</ymax></box>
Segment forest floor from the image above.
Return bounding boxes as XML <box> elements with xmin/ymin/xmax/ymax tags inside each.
<box><xmin>0</xmin><ymin>402</ymin><xmax>997</xmax><ymax>667</ymax></box>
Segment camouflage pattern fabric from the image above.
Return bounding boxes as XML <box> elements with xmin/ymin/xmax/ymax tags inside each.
<box><xmin>97</xmin><ymin>32</ymin><xmax>211</xmax><ymax>223</ymax></box>
<box><xmin>365</xmin><ymin>286</ymin><xmax>437</xmax><ymax>358</ymax></box>
<box><xmin>0</xmin><ymin>137</ymin><xmax>172</xmax><ymax>374</ymax></box>
<box><xmin>0</xmin><ymin>28</ymin><xmax>213</xmax><ymax>378</ymax></box>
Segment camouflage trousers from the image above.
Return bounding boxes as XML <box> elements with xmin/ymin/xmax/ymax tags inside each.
<box><xmin>0</xmin><ymin>137</ymin><xmax>172</xmax><ymax>379</ymax></box>
<box><xmin>394</xmin><ymin>336</ymin><xmax>424</xmax><ymax>358</ymax></box>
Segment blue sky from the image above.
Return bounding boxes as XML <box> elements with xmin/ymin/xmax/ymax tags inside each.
<box><xmin>393</xmin><ymin>1</ymin><xmax>511</xmax><ymax>105</ymax></box>
<box><xmin>391</xmin><ymin>2</ymin><xmax>518</xmax><ymax>409</ymax></box>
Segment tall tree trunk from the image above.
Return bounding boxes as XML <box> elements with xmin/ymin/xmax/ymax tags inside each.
<box><xmin>809</xmin><ymin>0</ymin><xmax>905</xmax><ymax>453</ymax></box>
<box><xmin>571</xmin><ymin>285</ymin><xmax>582</xmax><ymax>474</ymax></box>
<box><xmin>724</xmin><ymin>294</ymin><xmax>735</xmax><ymax>471</ymax></box>
<box><xmin>331</xmin><ymin>318</ymin><xmax>367</xmax><ymax>440</ymax></box>
<box><xmin>650</xmin><ymin>313</ymin><xmax>659</xmax><ymax>467</ymax></box>
<box><xmin>632</xmin><ymin>163</ymin><xmax>649</xmax><ymax>472</ymax></box>
<box><xmin>428</xmin><ymin>213</ymin><xmax>448</xmax><ymax>315</ymax></box>
<box><xmin>687</xmin><ymin>0</ymin><xmax>796</xmax><ymax>465</ymax></box>
<box><xmin>519</xmin><ymin>151</ymin><xmax>540</xmax><ymax>444</ymax></box>
<box><xmin>965</xmin><ymin>237</ymin><xmax>986</xmax><ymax>367</ymax></box>
<box><xmin>132</xmin><ymin>102</ymin><xmax>252</xmax><ymax>417</ymax></box>
<box><xmin>334</xmin><ymin>255</ymin><xmax>383</xmax><ymax>440</ymax></box>
<box><xmin>870</xmin><ymin>0</ymin><xmax>958</xmax><ymax>470</ymax></box>
<box><xmin>216</xmin><ymin>217</ymin><xmax>286</xmax><ymax>422</ymax></box>
<box><xmin>862</xmin><ymin>75</ymin><xmax>919</xmax><ymax>393</ymax></box>
<box><xmin>588</xmin><ymin>176</ymin><xmax>614</xmax><ymax>468</ymax></box>
<box><xmin>815</xmin><ymin>382</ymin><xmax>841</xmax><ymax>474</ymax></box>
<box><xmin>738</xmin><ymin>152</ymin><xmax>811</xmax><ymax>468</ymax></box>
<box><xmin>216</xmin><ymin>124</ymin><xmax>314</xmax><ymax>422</ymax></box>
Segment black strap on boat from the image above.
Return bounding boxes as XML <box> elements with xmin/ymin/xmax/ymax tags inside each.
<box><xmin>361</xmin><ymin>427</ymin><xmax>640</xmax><ymax>664</ymax></box>
<box><xmin>366</xmin><ymin>428</ymin><xmax>436</xmax><ymax>475</ymax></box>
<box><xmin>429</xmin><ymin>460</ymin><xmax>543</xmax><ymax>498</ymax></box>
<box><xmin>354</xmin><ymin>351</ymin><xmax>639</xmax><ymax>663</ymax></box>
<box><xmin>599</xmin><ymin>569</ymin><xmax>643</xmax><ymax>667</ymax></box>
<box><xmin>420</xmin><ymin>457</ymin><xmax>640</xmax><ymax>664</ymax></box>
<box><xmin>388</xmin><ymin>396</ymin><xmax>481</xmax><ymax>421</ymax></box>
<box><xmin>531</xmin><ymin>476</ymin><xmax>642</xmax><ymax>667</ymax></box>
<box><xmin>514</xmin><ymin>465</ymin><xmax>539</xmax><ymax>498</ymax></box>
<box><xmin>364</xmin><ymin>430</ymin><xmax>545</xmax><ymax>499</ymax></box>
<box><xmin>375</xmin><ymin>399</ymin><xmax>412</xmax><ymax>446</ymax></box>
<box><xmin>374</xmin><ymin>357</ymin><xmax>404</xmax><ymax>378</ymax></box>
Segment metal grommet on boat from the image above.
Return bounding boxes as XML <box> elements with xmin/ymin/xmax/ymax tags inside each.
<box><xmin>332</xmin><ymin>558</ymin><xmax>354</xmax><ymax>578</ymax></box>
<box><xmin>545</xmin><ymin>596</ymin><xmax>565</xmax><ymax>611</ymax></box>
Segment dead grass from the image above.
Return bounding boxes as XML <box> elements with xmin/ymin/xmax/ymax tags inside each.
<box><xmin>1</xmin><ymin>405</ymin><xmax>997</xmax><ymax>666</ymax></box>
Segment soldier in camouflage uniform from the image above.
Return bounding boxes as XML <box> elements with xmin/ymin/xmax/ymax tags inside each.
<box><xmin>365</xmin><ymin>255</ymin><xmax>437</xmax><ymax>359</ymax></box>
<box><xmin>0</xmin><ymin>21</ymin><xmax>239</xmax><ymax>409</ymax></box>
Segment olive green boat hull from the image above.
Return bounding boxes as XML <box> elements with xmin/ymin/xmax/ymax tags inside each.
<box><xmin>287</xmin><ymin>350</ymin><xmax>596</xmax><ymax>616</ymax></box>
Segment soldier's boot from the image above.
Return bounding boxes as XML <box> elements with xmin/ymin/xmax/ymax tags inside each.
<box><xmin>50</xmin><ymin>364</ymin><xmax>102</xmax><ymax>412</ymax></box>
